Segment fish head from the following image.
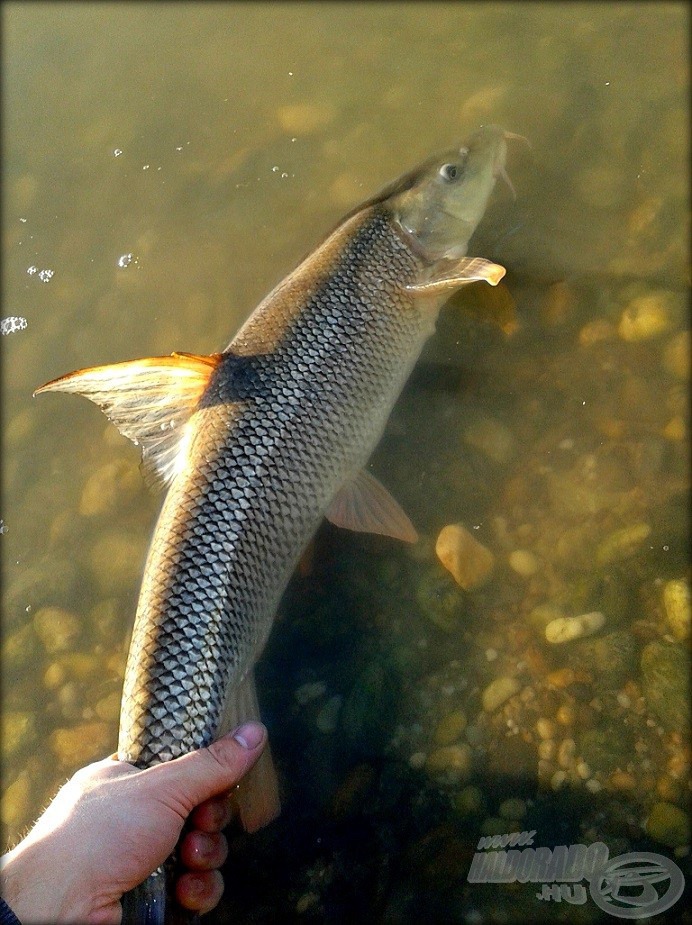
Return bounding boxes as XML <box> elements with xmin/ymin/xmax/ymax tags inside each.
<box><xmin>388</xmin><ymin>124</ymin><xmax>510</xmax><ymax>262</ymax></box>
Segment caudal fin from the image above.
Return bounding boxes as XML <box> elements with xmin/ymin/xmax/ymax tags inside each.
<box><xmin>219</xmin><ymin>671</ymin><xmax>281</xmax><ymax>832</ymax></box>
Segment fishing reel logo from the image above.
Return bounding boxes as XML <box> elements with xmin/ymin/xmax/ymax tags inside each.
<box><xmin>467</xmin><ymin>832</ymin><xmax>685</xmax><ymax>919</ymax></box>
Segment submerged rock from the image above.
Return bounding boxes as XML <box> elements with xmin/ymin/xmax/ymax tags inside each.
<box><xmin>596</xmin><ymin>523</ymin><xmax>651</xmax><ymax>566</ymax></box>
<box><xmin>569</xmin><ymin>631</ymin><xmax>637</xmax><ymax>685</ymax></box>
<box><xmin>646</xmin><ymin>801</ymin><xmax>690</xmax><ymax>848</ymax></box>
<box><xmin>50</xmin><ymin>722</ymin><xmax>114</xmax><ymax>767</ymax></box>
<box><xmin>579</xmin><ymin>726</ymin><xmax>631</xmax><ymax>775</ymax></box>
<box><xmin>663</xmin><ymin>578</ymin><xmax>690</xmax><ymax>641</ymax></box>
<box><xmin>641</xmin><ymin>641</ymin><xmax>689</xmax><ymax>731</ymax></box>
<box><xmin>425</xmin><ymin>744</ymin><xmax>472</xmax><ymax>785</ymax></box>
<box><xmin>416</xmin><ymin>571</ymin><xmax>465</xmax><ymax>633</ymax></box>
<box><xmin>33</xmin><ymin>607</ymin><xmax>81</xmax><ymax>654</ymax></box>
<box><xmin>618</xmin><ymin>292</ymin><xmax>673</xmax><ymax>341</ymax></box>
<box><xmin>435</xmin><ymin>524</ymin><xmax>495</xmax><ymax>591</ymax></box>
<box><xmin>545</xmin><ymin>611</ymin><xmax>604</xmax><ymax>644</ymax></box>
<box><xmin>482</xmin><ymin>676</ymin><xmax>520</xmax><ymax>712</ymax></box>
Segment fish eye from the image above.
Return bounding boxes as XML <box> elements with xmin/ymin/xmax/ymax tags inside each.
<box><xmin>439</xmin><ymin>163</ymin><xmax>459</xmax><ymax>182</ymax></box>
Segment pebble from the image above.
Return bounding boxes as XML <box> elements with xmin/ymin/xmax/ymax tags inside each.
<box><xmin>551</xmin><ymin>770</ymin><xmax>567</xmax><ymax>791</ymax></box>
<box><xmin>641</xmin><ymin>641</ymin><xmax>689</xmax><ymax>731</ymax></box>
<box><xmin>50</xmin><ymin>722</ymin><xmax>113</xmax><ymax>767</ymax></box>
<box><xmin>79</xmin><ymin>458</ymin><xmax>141</xmax><ymax>516</ymax></box>
<box><xmin>536</xmin><ymin>718</ymin><xmax>558</xmax><ymax>739</ymax></box>
<box><xmin>579</xmin><ymin>319</ymin><xmax>616</xmax><ymax>347</ymax></box>
<box><xmin>556</xmin><ymin>703</ymin><xmax>577</xmax><ymax>726</ymax></box>
<box><xmin>609</xmin><ymin>770</ymin><xmax>636</xmax><ymax>791</ymax></box>
<box><xmin>527</xmin><ymin>604</ymin><xmax>564</xmax><ymax>632</ymax></box>
<box><xmin>618</xmin><ymin>292</ymin><xmax>673</xmax><ymax>341</ymax></box>
<box><xmin>294</xmin><ymin>681</ymin><xmax>326</xmax><ymax>705</ymax></box>
<box><xmin>538</xmin><ymin>741</ymin><xmax>556</xmax><ymax>762</ymax></box>
<box><xmin>425</xmin><ymin>744</ymin><xmax>472</xmax><ymax>783</ymax></box>
<box><xmin>0</xmin><ymin>772</ymin><xmax>31</xmax><ymax>832</ymax></box>
<box><xmin>33</xmin><ymin>607</ymin><xmax>81</xmax><ymax>654</ymax></box>
<box><xmin>464</xmin><ymin>416</ymin><xmax>515</xmax><ymax>465</ymax></box>
<box><xmin>89</xmin><ymin>532</ymin><xmax>144</xmax><ymax>595</ymax></box>
<box><xmin>295</xmin><ymin>892</ymin><xmax>320</xmax><ymax>915</ymax></box>
<box><xmin>416</xmin><ymin>571</ymin><xmax>465</xmax><ymax>632</ymax></box>
<box><xmin>95</xmin><ymin>691</ymin><xmax>122</xmax><ymax>722</ymax></box>
<box><xmin>585</xmin><ymin>779</ymin><xmax>602</xmax><ymax>793</ymax></box>
<box><xmin>645</xmin><ymin>801</ymin><xmax>690</xmax><ymax>848</ymax></box>
<box><xmin>4</xmin><ymin>711</ymin><xmax>36</xmax><ymax>759</ymax></box>
<box><xmin>663</xmin><ymin>578</ymin><xmax>690</xmax><ymax>641</ymax></box>
<box><xmin>44</xmin><ymin>662</ymin><xmax>67</xmax><ymax>690</ymax></box>
<box><xmin>453</xmin><ymin>785</ymin><xmax>485</xmax><ymax>815</ymax></box>
<box><xmin>576</xmin><ymin>761</ymin><xmax>591</xmax><ymax>780</ymax></box>
<box><xmin>482</xmin><ymin>676</ymin><xmax>520</xmax><ymax>712</ymax></box>
<box><xmin>436</xmin><ymin>524</ymin><xmax>495</xmax><ymax>590</ymax></box>
<box><xmin>545</xmin><ymin>611</ymin><xmax>605</xmax><ymax>644</ymax></box>
<box><xmin>596</xmin><ymin>523</ymin><xmax>651</xmax><ymax>565</ymax></box>
<box><xmin>557</xmin><ymin>738</ymin><xmax>577</xmax><ymax>769</ymax></box>
<box><xmin>498</xmin><ymin>798</ymin><xmax>526</xmax><ymax>820</ymax></box>
<box><xmin>546</xmin><ymin>668</ymin><xmax>576</xmax><ymax>688</ymax></box>
<box><xmin>409</xmin><ymin>751</ymin><xmax>427</xmax><ymax>770</ymax></box>
<box><xmin>508</xmin><ymin>549</ymin><xmax>539</xmax><ymax>577</ymax></box>
<box><xmin>315</xmin><ymin>695</ymin><xmax>342</xmax><ymax>734</ymax></box>
<box><xmin>433</xmin><ymin>709</ymin><xmax>467</xmax><ymax>746</ymax></box>
<box><xmin>662</xmin><ymin>330</ymin><xmax>690</xmax><ymax>380</ymax></box>
<box><xmin>276</xmin><ymin>102</ymin><xmax>335</xmax><ymax>134</ymax></box>
<box><xmin>3</xmin><ymin>624</ymin><xmax>38</xmax><ymax>671</ymax></box>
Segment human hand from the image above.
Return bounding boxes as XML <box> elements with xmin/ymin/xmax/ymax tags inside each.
<box><xmin>0</xmin><ymin>722</ymin><xmax>266</xmax><ymax>924</ymax></box>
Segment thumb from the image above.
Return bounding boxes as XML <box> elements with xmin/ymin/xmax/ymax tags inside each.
<box><xmin>144</xmin><ymin>722</ymin><xmax>267</xmax><ymax>813</ymax></box>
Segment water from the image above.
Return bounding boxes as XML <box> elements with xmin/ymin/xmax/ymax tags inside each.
<box><xmin>2</xmin><ymin>2</ymin><xmax>689</xmax><ymax>922</ymax></box>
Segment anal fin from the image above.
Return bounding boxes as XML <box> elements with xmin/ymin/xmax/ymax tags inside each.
<box><xmin>219</xmin><ymin>672</ymin><xmax>281</xmax><ymax>833</ymax></box>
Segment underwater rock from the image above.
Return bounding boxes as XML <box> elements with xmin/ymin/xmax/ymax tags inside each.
<box><xmin>482</xmin><ymin>676</ymin><xmax>520</xmax><ymax>712</ymax></box>
<box><xmin>435</xmin><ymin>524</ymin><xmax>494</xmax><ymax>591</ymax></box>
<box><xmin>79</xmin><ymin>458</ymin><xmax>141</xmax><ymax>516</ymax></box>
<box><xmin>4</xmin><ymin>711</ymin><xmax>36</xmax><ymax>759</ymax></box>
<box><xmin>498</xmin><ymin>797</ymin><xmax>527</xmax><ymax>820</ymax></box>
<box><xmin>425</xmin><ymin>744</ymin><xmax>472</xmax><ymax>785</ymax></box>
<box><xmin>2</xmin><ymin>623</ymin><xmax>38</xmax><ymax>672</ymax></box>
<box><xmin>596</xmin><ymin>523</ymin><xmax>651</xmax><ymax>566</ymax></box>
<box><xmin>663</xmin><ymin>578</ymin><xmax>690</xmax><ymax>641</ymax></box>
<box><xmin>641</xmin><ymin>641</ymin><xmax>689</xmax><ymax>731</ymax></box>
<box><xmin>0</xmin><ymin>772</ymin><xmax>31</xmax><ymax>833</ymax></box>
<box><xmin>33</xmin><ymin>606</ymin><xmax>81</xmax><ymax>655</ymax></box>
<box><xmin>95</xmin><ymin>691</ymin><xmax>122</xmax><ymax>722</ymax></box>
<box><xmin>618</xmin><ymin>292</ymin><xmax>673</xmax><ymax>341</ymax></box>
<box><xmin>508</xmin><ymin>549</ymin><xmax>539</xmax><ymax>577</ymax></box>
<box><xmin>340</xmin><ymin>660</ymin><xmax>397</xmax><ymax>757</ymax></box>
<box><xmin>433</xmin><ymin>709</ymin><xmax>467</xmax><ymax>746</ymax></box>
<box><xmin>89</xmin><ymin>531</ymin><xmax>144</xmax><ymax>595</ymax></box>
<box><xmin>569</xmin><ymin>631</ymin><xmax>637</xmax><ymax>685</ymax></box>
<box><xmin>5</xmin><ymin>554</ymin><xmax>80</xmax><ymax>621</ymax></box>
<box><xmin>50</xmin><ymin>721</ymin><xmax>113</xmax><ymax>767</ymax></box>
<box><xmin>645</xmin><ymin>801</ymin><xmax>690</xmax><ymax>848</ymax></box>
<box><xmin>579</xmin><ymin>726</ymin><xmax>632</xmax><ymax>775</ymax></box>
<box><xmin>453</xmin><ymin>784</ymin><xmax>485</xmax><ymax>816</ymax></box>
<box><xmin>415</xmin><ymin>571</ymin><xmax>465</xmax><ymax>632</ymax></box>
<box><xmin>545</xmin><ymin>611</ymin><xmax>604</xmax><ymax>644</ymax></box>
<box><xmin>276</xmin><ymin>101</ymin><xmax>335</xmax><ymax>133</ymax></box>
<box><xmin>315</xmin><ymin>695</ymin><xmax>343</xmax><ymax>734</ymax></box>
<box><xmin>662</xmin><ymin>330</ymin><xmax>690</xmax><ymax>380</ymax></box>
<box><xmin>463</xmin><ymin>415</ymin><xmax>515</xmax><ymax>465</ymax></box>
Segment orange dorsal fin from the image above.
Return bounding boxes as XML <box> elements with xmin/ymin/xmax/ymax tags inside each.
<box><xmin>35</xmin><ymin>352</ymin><xmax>222</xmax><ymax>489</ymax></box>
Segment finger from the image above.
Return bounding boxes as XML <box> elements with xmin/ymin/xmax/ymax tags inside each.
<box><xmin>175</xmin><ymin>870</ymin><xmax>224</xmax><ymax>914</ymax></box>
<box><xmin>189</xmin><ymin>794</ymin><xmax>234</xmax><ymax>832</ymax></box>
<box><xmin>179</xmin><ymin>831</ymin><xmax>228</xmax><ymax>870</ymax></box>
<box><xmin>143</xmin><ymin>723</ymin><xmax>266</xmax><ymax>814</ymax></box>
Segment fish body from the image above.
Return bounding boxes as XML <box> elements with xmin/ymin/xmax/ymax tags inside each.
<box><xmin>36</xmin><ymin>125</ymin><xmax>513</xmax><ymax>923</ymax></box>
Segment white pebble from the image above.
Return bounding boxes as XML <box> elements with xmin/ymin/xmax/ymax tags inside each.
<box><xmin>508</xmin><ymin>549</ymin><xmax>539</xmax><ymax>577</ymax></box>
<box><xmin>545</xmin><ymin>611</ymin><xmax>605</xmax><ymax>644</ymax></box>
<box><xmin>576</xmin><ymin>760</ymin><xmax>591</xmax><ymax>779</ymax></box>
<box><xmin>409</xmin><ymin>751</ymin><xmax>427</xmax><ymax>770</ymax></box>
<box><xmin>485</xmin><ymin>648</ymin><xmax>498</xmax><ymax>661</ymax></box>
<box><xmin>538</xmin><ymin>739</ymin><xmax>556</xmax><ymax>761</ymax></box>
<box><xmin>585</xmin><ymin>779</ymin><xmax>603</xmax><ymax>793</ymax></box>
<box><xmin>294</xmin><ymin>681</ymin><xmax>326</xmax><ymax>705</ymax></box>
<box><xmin>315</xmin><ymin>695</ymin><xmax>342</xmax><ymax>733</ymax></box>
<box><xmin>557</xmin><ymin>738</ymin><xmax>576</xmax><ymax>769</ymax></box>
<box><xmin>617</xmin><ymin>692</ymin><xmax>631</xmax><ymax>709</ymax></box>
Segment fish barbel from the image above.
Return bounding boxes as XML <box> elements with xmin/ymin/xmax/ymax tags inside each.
<box><xmin>35</xmin><ymin>124</ymin><xmax>516</xmax><ymax>922</ymax></box>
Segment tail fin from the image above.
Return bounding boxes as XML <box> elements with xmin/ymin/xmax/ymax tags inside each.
<box><xmin>219</xmin><ymin>672</ymin><xmax>281</xmax><ymax>832</ymax></box>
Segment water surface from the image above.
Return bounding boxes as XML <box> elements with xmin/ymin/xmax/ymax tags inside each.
<box><xmin>2</xmin><ymin>3</ymin><xmax>689</xmax><ymax>922</ymax></box>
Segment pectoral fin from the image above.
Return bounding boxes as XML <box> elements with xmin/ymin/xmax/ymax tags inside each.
<box><xmin>34</xmin><ymin>352</ymin><xmax>222</xmax><ymax>489</ymax></box>
<box><xmin>406</xmin><ymin>256</ymin><xmax>506</xmax><ymax>295</ymax></box>
<box><xmin>326</xmin><ymin>469</ymin><xmax>418</xmax><ymax>543</ymax></box>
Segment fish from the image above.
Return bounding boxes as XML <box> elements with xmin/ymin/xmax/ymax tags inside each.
<box><xmin>35</xmin><ymin>124</ymin><xmax>516</xmax><ymax>923</ymax></box>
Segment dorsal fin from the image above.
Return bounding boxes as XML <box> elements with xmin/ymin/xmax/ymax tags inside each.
<box><xmin>34</xmin><ymin>352</ymin><xmax>222</xmax><ymax>489</ymax></box>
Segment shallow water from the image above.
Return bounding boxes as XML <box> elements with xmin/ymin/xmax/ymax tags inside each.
<box><xmin>2</xmin><ymin>2</ymin><xmax>690</xmax><ymax>922</ymax></box>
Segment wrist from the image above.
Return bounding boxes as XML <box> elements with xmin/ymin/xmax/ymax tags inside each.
<box><xmin>1</xmin><ymin>838</ymin><xmax>95</xmax><ymax>925</ymax></box>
